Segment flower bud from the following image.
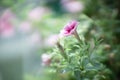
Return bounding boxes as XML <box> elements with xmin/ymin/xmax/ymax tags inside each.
<box><xmin>41</xmin><ymin>53</ymin><xmax>51</xmax><ymax>66</ymax></box>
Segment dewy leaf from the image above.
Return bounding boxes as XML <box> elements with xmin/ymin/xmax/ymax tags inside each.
<box><xmin>93</xmin><ymin>37</ymin><xmax>103</xmax><ymax>46</ymax></box>
<box><xmin>89</xmin><ymin>39</ymin><xmax>95</xmax><ymax>53</ymax></box>
<box><xmin>83</xmin><ymin>57</ymin><xmax>89</xmax><ymax>67</ymax></box>
<box><xmin>80</xmin><ymin>56</ymin><xmax>89</xmax><ymax>67</ymax></box>
<box><xmin>85</xmin><ymin>63</ymin><xmax>97</xmax><ymax>72</ymax></box>
<box><xmin>92</xmin><ymin>62</ymin><xmax>104</xmax><ymax>70</ymax></box>
<box><xmin>74</xmin><ymin>45</ymin><xmax>81</xmax><ymax>49</ymax></box>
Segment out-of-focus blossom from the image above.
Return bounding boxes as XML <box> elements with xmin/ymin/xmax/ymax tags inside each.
<box><xmin>61</xmin><ymin>0</ymin><xmax>84</xmax><ymax>13</ymax></box>
<box><xmin>104</xmin><ymin>44</ymin><xmax>111</xmax><ymax>50</ymax></box>
<box><xmin>60</xmin><ymin>20</ymin><xmax>79</xmax><ymax>36</ymax></box>
<box><xmin>109</xmin><ymin>53</ymin><xmax>115</xmax><ymax>59</ymax></box>
<box><xmin>29</xmin><ymin>32</ymin><xmax>42</xmax><ymax>46</ymax></box>
<box><xmin>90</xmin><ymin>30</ymin><xmax>96</xmax><ymax>35</ymax></box>
<box><xmin>28</xmin><ymin>7</ymin><xmax>50</xmax><ymax>21</ymax></box>
<box><xmin>41</xmin><ymin>53</ymin><xmax>51</xmax><ymax>66</ymax></box>
<box><xmin>0</xmin><ymin>9</ymin><xmax>15</xmax><ymax>37</ymax></box>
<box><xmin>44</xmin><ymin>34</ymin><xmax>59</xmax><ymax>47</ymax></box>
<box><xmin>0</xmin><ymin>9</ymin><xmax>15</xmax><ymax>20</ymax></box>
<box><xmin>19</xmin><ymin>21</ymin><xmax>32</xmax><ymax>33</ymax></box>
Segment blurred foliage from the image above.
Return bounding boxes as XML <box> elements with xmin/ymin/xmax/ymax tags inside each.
<box><xmin>0</xmin><ymin>0</ymin><xmax>24</xmax><ymax>7</ymax></box>
<box><xmin>0</xmin><ymin>0</ymin><xmax>120</xmax><ymax>80</ymax></box>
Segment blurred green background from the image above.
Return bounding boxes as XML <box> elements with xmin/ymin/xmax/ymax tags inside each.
<box><xmin>0</xmin><ymin>0</ymin><xmax>120</xmax><ymax>80</ymax></box>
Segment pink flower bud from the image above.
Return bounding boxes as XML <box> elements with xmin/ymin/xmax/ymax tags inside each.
<box><xmin>41</xmin><ymin>54</ymin><xmax>51</xmax><ymax>66</ymax></box>
<box><xmin>60</xmin><ymin>20</ymin><xmax>79</xmax><ymax>36</ymax></box>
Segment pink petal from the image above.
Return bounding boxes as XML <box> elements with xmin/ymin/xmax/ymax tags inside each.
<box><xmin>60</xmin><ymin>20</ymin><xmax>79</xmax><ymax>36</ymax></box>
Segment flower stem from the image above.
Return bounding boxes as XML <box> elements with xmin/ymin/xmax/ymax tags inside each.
<box><xmin>56</xmin><ymin>42</ymin><xmax>67</xmax><ymax>60</ymax></box>
<box><xmin>73</xmin><ymin>30</ymin><xmax>81</xmax><ymax>43</ymax></box>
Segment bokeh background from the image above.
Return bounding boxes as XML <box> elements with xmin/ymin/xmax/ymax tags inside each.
<box><xmin>0</xmin><ymin>0</ymin><xmax>120</xmax><ymax>80</ymax></box>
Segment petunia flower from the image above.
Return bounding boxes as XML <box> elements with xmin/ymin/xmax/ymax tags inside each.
<box><xmin>60</xmin><ymin>20</ymin><xmax>78</xmax><ymax>36</ymax></box>
<box><xmin>60</xmin><ymin>20</ymin><xmax>81</xmax><ymax>42</ymax></box>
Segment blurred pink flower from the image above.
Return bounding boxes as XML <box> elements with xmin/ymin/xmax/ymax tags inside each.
<box><xmin>0</xmin><ymin>9</ymin><xmax>15</xmax><ymax>37</ymax></box>
<box><xmin>60</xmin><ymin>20</ymin><xmax>79</xmax><ymax>36</ymax></box>
<box><xmin>41</xmin><ymin>53</ymin><xmax>51</xmax><ymax>66</ymax></box>
<box><xmin>19</xmin><ymin>21</ymin><xmax>32</xmax><ymax>33</ymax></box>
<box><xmin>28</xmin><ymin>7</ymin><xmax>50</xmax><ymax>21</ymax></box>
<box><xmin>45</xmin><ymin>34</ymin><xmax>59</xmax><ymax>47</ymax></box>
<box><xmin>61</xmin><ymin>0</ymin><xmax>84</xmax><ymax>13</ymax></box>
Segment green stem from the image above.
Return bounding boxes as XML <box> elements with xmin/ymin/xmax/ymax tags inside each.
<box><xmin>73</xmin><ymin>30</ymin><xmax>81</xmax><ymax>43</ymax></box>
<box><xmin>56</xmin><ymin>42</ymin><xmax>67</xmax><ymax>60</ymax></box>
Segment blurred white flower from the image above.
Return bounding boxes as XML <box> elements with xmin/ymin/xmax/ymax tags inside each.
<box><xmin>41</xmin><ymin>53</ymin><xmax>51</xmax><ymax>66</ymax></box>
<box><xmin>44</xmin><ymin>34</ymin><xmax>59</xmax><ymax>47</ymax></box>
<box><xmin>28</xmin><ymin>7</ymin><xmax>50</xmax><ymax>21</ymax></box>
<box><xmin>61</xmin><ymin>0</ymin><xmax>84</xmax><ymax>13</ymax></box>
<box><xmin>19</xmin><ymin>20</ymin><xmax>32</xmax><ymax>33</ymax></box>
<box><xmin>29</xmin><ymin>32</ymin><xmax>42</xmax><ymax>46</ymax></box>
